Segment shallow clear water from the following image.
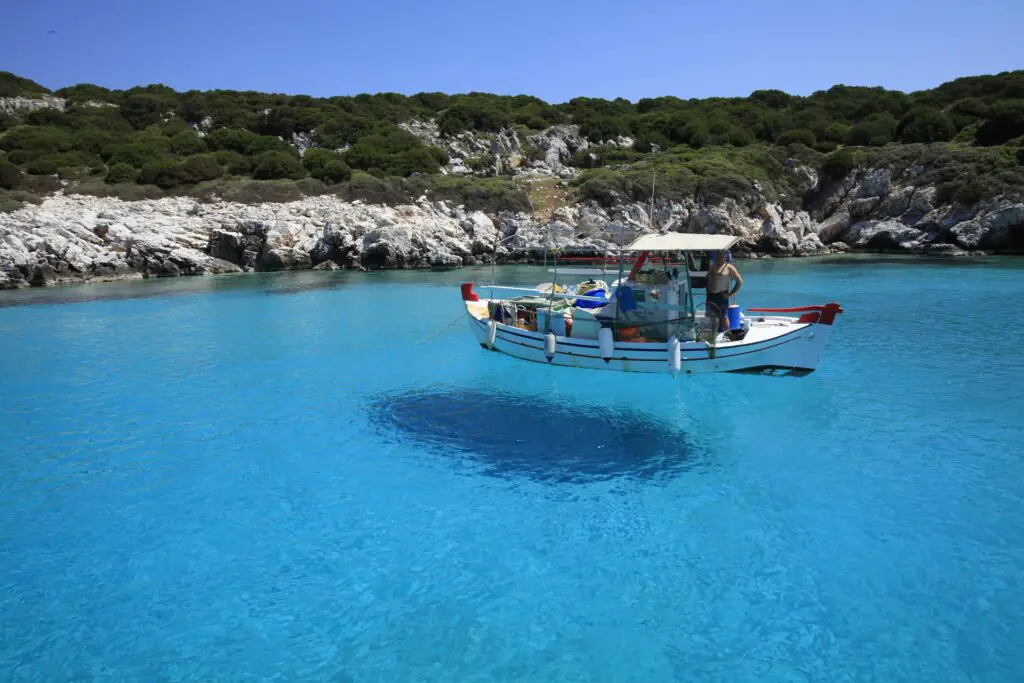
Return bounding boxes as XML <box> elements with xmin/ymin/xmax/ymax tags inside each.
<box><xmin>2</xmin><ymin>256</ymin><xmax>1023</xmax><ymax>682</ymax></box>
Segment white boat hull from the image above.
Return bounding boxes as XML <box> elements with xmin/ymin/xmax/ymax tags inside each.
<box><xmin>467</xmin><ymin>311</ymin><xmax>834</xmax><ymax>376</ymax></box>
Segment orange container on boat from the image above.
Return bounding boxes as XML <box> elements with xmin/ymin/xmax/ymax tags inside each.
<box><xmin>618</xmin><ymin>326</ymin><xmax>639</xmax><ymax>340</ymax></box>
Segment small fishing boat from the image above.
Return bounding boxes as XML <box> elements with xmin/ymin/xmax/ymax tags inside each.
<box><xmin>459</xmin><ymin>232</ymin><xmax>843</xmax><ymax>377</ymax></box>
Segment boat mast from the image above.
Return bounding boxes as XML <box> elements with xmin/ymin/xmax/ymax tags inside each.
<box><xmin>543</xmin><ymin>223</ymin><xmax>549</xmax><ymax>270</ymax></box>
<box><xmin>612</xmin><ymin>215</ymin><xmax>625</xmax><ymax>339</ymax></box>
<box><xmin>547</xmin><ymin>251</ymin><xmax>557</xmax><ymax>332</ymax></box>
<box><xmin>490</xmin><ymin>226</ymin><xmax>499</xmax><ymax>287</ymax></box>
<box><xmin>649</xmin><ymin>164</ymin><xmax>656</xmax><ymax>235</ymax></box>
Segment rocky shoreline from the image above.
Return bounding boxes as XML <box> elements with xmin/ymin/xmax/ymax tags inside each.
<box><xmin>1</xmin><ymin>160</ymin><xmax>1022</xmax><ymax>290</ymax></box>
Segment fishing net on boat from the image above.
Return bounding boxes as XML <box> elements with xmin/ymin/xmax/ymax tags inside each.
<box><xmin>694</xmin><ymin>306</ymin><xmax>721</xmax><ymax>345</ymax></box>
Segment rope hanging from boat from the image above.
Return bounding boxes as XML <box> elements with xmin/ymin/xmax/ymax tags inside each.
<box><xmin>413</xmin><ymin>310</ymin><xmax>468</xmax><ymax>345</ymax></box>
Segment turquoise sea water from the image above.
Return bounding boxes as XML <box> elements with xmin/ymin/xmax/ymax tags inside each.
<box><xmin>1</xmin><ymin>256</ymin><xmax>1023</xmax><ymax>682</ymax></box>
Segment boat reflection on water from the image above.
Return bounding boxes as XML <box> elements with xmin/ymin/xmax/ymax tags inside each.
<box><xmin>370</xmin><ymin>388</ymin><xmax>709</xmax><ymax>484</ymax></box>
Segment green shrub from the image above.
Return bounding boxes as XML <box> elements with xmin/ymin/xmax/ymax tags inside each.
<box><xmin>302</xmin><ymin>148</ymin><xmax>339</xmax><ymax>172</ymax></box>
<box><xmin>389</xmin><ymin>147</ymin><xmax>443</xmax><ymax>176</ymax></box>
<box><xmin>430</xmin><ymin>146</ymin><xmax>450</xmax><ymax>166</ymax></box>
<box><xmin>631</xmin><ymin>132</ymin><xmax>672</xmax><ymax>154</ymax></box>
<box><xmin>778</xmin><ymin>129</ymin><xmax>816</xmax><ymax>146</ymax></box>
<box><xmin>4</xmin><ymin>189</ymin><xmax>43</xmax><ymax>205</ymax></box>
<box><xmin>55</xmin><ymin>83</ymin><xmax>115</xmax><ymax>104</ymax></box>
<box><xmin>244</xmin><ymin>135</ymin><xmax>295</xmax><ymax>157</ymax></box>
<box><xmin>303</xmin><ymin>148</ymin><xmax>352</xmax><ymax>183</ymax></box>
<box><xmin>821</xmin><ymin>148</ymin><xmax>857</xmax><ymax>178</ymax></box>
<box><xmin>71</xmin><ymin>129</ymin><xmax>115</xmax><ymax>155</ymax></box>
<box><xmin>437</xmin><ymin>100</ymin><xmax>511</xmax><ymax>135</ymax></box>
<box><xmin>0</xmin><ymin>125</ymin><xmax>73</xmax><ymax>154</ymax></box>
<box><xmin>139</xmin><ymin>158</ymin><xmax>183</xmax><ymax>189</ymax></box>
<box><xmin>252</xmin><ymin>151</ymin><xmax>305</xmax><ymax>180</ymax></box>
<box><xmin>344</xmin><ymin>127</ymin><xmax>441</xmax><ymax>176</ymax></box>
<box><xmin>948</xmin><ymin>98</ymin><xmax>988</xmax><ymax>130</ymax></box>
<box><xmin>953</xmin><ymin>178</ymin><xmax>986</xmax><ymax>205</ymax></box>
<box><xmin>18</xmin><ymin>172</ymin><xmax>62</xmax><ymax>194</ymax></box>
<box><xmin>0</xmin><ymin>113</ymin><xmax>15</xmax><ymax>133</ymax></box>
<box><xmin>214</xmin><ymin>149</ymin><xmax>251</xmax><ymax>174</ymax></box>
<box><xmin>65</xmin><ymin>106</ymin><xmax>133</xmax><ymax>135</ymax></box>
<box><xmin>0</xmin><ymin>161</ymin><xmax>23</xmax><ymax>189</ymax></box>
<box><xmin>255</xmin><ymin>106</ymin><xmax>327</xmax><ymax>138</ymax></box>
<box><xmin>101</xmin><ymin>139</ymin><xmax>167</xmax><ymax>168</ymax></box>
<box><xmin>314</xmin><ymin>113</ymin><xmax>375</xmax><ymax>149</ymax></box>
<box><xmin>158</xmin><ymin>118</ymin><xmax>193</xmax><ymax>137</ymax></box>
<box><xmin>0</xmin><ymin>194</ymin><xmax>23</xmax><ymax>213</ymax></box>
<box><xmin>335</xmin><ymin>172</ymin><xmax>409</xmax><ymax>205</ymax></box>
<box><xmin>168</xmin><ymin>131</ymin><xmax>207</xmax><ymax>155</ymax></box>
<box><xmin>177</xmin><ymin>154</ymin><xmax>223</xmax><ymax>184</ymax></box>
<box><xmin>206</xmin><ymin>127</ymin><xmax>259</xmax><ymax>153</ymax></box>
<box><xmin>45</xmin><ymin>150</ymin><xmax>98</xmax><ymax>168</ymax></box>
<box><xmin>25</xmin><ymin>159</ymin><xmax>58</xmax><ymax>175</ymax></box>
<box><xmin>407</xmin><ymin>175</ymin><xmax>532</xmax><ymax>213</ymax></box>
<box><xmin>120</xmin><ymin>94</ymin><xmax>166</xmax><ymax>129</ymax></box>
<box><xmin>105</xmin><ymin>163</ymin><xmax>137</xmax><ymax>184</ymax></box>
<box><xmin>822</xmin><ymin>122</ymin><xmax>851</xmax><ymax>142</ymax></box>
<box><xmin>846</xmin><ymin>113</ymin><xmax>898</xmax><ymax>146</ymax></box>
<box><xmin>574</xmin><ymin>168</ymin><xmax>630</xmax><ymax>205</ymax></box>
<box><xmin>24</xmin><ymin>109</ymin><xmax>69</xmax><ymax>127</ymax></box>
<box><xmin>4</xmin><ymin>150</ymin><xmax>32</xmax><ymax>165</ymax></box>
<box><xmin>896</xmin><ymin>107</ymin><xmax>956</xmax><ymax>143</ymax></box>
<box><xmin>975</xmin><ymin>101</ymin><xmax>1024</xmax><ymax>146</ymax></box>
<box><xmin>314</xmin><ymin>160</ymin><xmax>351</xmax><ymax>184</ymax></box>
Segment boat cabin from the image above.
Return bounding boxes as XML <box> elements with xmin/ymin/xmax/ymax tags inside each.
<box><xmin>484</xmin><ymin>233</ymin><xmax>743</xmax><ymax>344</ymax></box>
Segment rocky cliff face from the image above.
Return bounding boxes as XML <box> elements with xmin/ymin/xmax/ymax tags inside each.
<box><xmin>399</xmin><ymin>120</ymin><xmax>630</xmax><ymax>179</ymax></box>
<box><xmin>1</xmin><ymin>160</ymin><xmax>1021</xmax><ymax>289</ymax></box>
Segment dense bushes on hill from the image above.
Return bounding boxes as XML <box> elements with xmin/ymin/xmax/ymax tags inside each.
<box><xmin>0</xmin><ymin>160</ymin><xmax>23</xmax><ymax>189</ymax></box>
<box><xmin>0</xmin><ymin>69</ymin><xmax>1022</xmax><ymax>208</ymax></box>
<box><xmin>0</xmin><ymin>72</ymin><xmax>50</xmax><ymax>97</ymax></box>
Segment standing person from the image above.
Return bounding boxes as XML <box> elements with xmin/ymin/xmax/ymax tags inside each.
<box><xmin>706</xmin><ymin>250</ymin><xmax>743</xmax><ymax>332</ymax></box>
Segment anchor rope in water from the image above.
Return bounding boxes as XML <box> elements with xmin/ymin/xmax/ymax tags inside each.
<box><xmin>414</xmin><ymin>310</ymin><xmax>468</xmax><ymax>345</ymax></box>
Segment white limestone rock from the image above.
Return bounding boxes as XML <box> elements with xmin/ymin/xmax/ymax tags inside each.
<box><xmin>844</xmin><ymin>219</ymin><xmax>924</xmax><ymax>249</ymax></box>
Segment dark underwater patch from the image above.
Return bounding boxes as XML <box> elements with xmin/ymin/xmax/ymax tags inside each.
<box><xmin>369</xmin><ymin>388</ymin><xmax>707</xmax><ymax>484</ymax></box>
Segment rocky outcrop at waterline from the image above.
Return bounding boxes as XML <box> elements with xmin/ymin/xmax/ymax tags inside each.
<box><xmin>1</xmin><ymin>163</ymin><xmax>1021</xmax><ymax>289</ymax></box>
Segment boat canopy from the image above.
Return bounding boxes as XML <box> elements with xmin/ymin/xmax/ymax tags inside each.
<box><xmin>626</xmin><ymin>232</ymin><xmax>739</xmax><ymax>252</ymax></box>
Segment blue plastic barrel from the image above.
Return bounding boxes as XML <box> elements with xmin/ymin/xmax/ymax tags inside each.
<box><xmin>727</xmin><ymin>304</ymin><xmax>742</xmax><ymax>330</ymax></box>
<box><xmin>574</xmin><ymin>288</ymin><xmax>608</xmax><ymax>309</ymax></box>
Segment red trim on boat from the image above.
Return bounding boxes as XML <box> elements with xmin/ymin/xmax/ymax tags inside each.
<box><xmin>747</xmin><ymin>302</ymin><xmax>843</xmax><ymax>325</ymax></box>
<box><xmin>461</xmin><ymin>282</ymin><xmax>479</xmax><ymax>302</ymax></box>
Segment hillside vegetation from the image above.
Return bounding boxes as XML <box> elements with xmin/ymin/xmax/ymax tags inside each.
<box><xmin>1</xmin><ymin>69</ymin><xmax>1022</xmax><ymax>214</ymax></box>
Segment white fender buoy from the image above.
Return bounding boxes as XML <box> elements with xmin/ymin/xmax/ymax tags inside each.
<box><xmin>599</xmin><ymin>327</ymin><xmax>614</xmax><ymax>363</ymax></box>
<box><xmin>485</xmin><ymin>320</ymin><xmax>497</xmax><ymax>349</ymax></box>
<box><xmin>545</xmin><ymin>332</ymin><xmax>557</xmax><ymax>361</ymax></box>
<box><xmin>667</xmin><ymin>335</ymin><xmax>681</xmax><ymax>376</ymax></box>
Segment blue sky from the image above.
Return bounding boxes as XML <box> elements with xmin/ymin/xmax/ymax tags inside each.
<box><xmin>2</xmin><ymin>0</ymin><xmax>1022</xmax><ymax>102</ymax></box>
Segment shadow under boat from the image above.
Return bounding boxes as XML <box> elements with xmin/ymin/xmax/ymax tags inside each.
<box><xmin>369</xmin><ymin>388</ymin><xmax>709</xmax><ymax>484</ymax></box>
